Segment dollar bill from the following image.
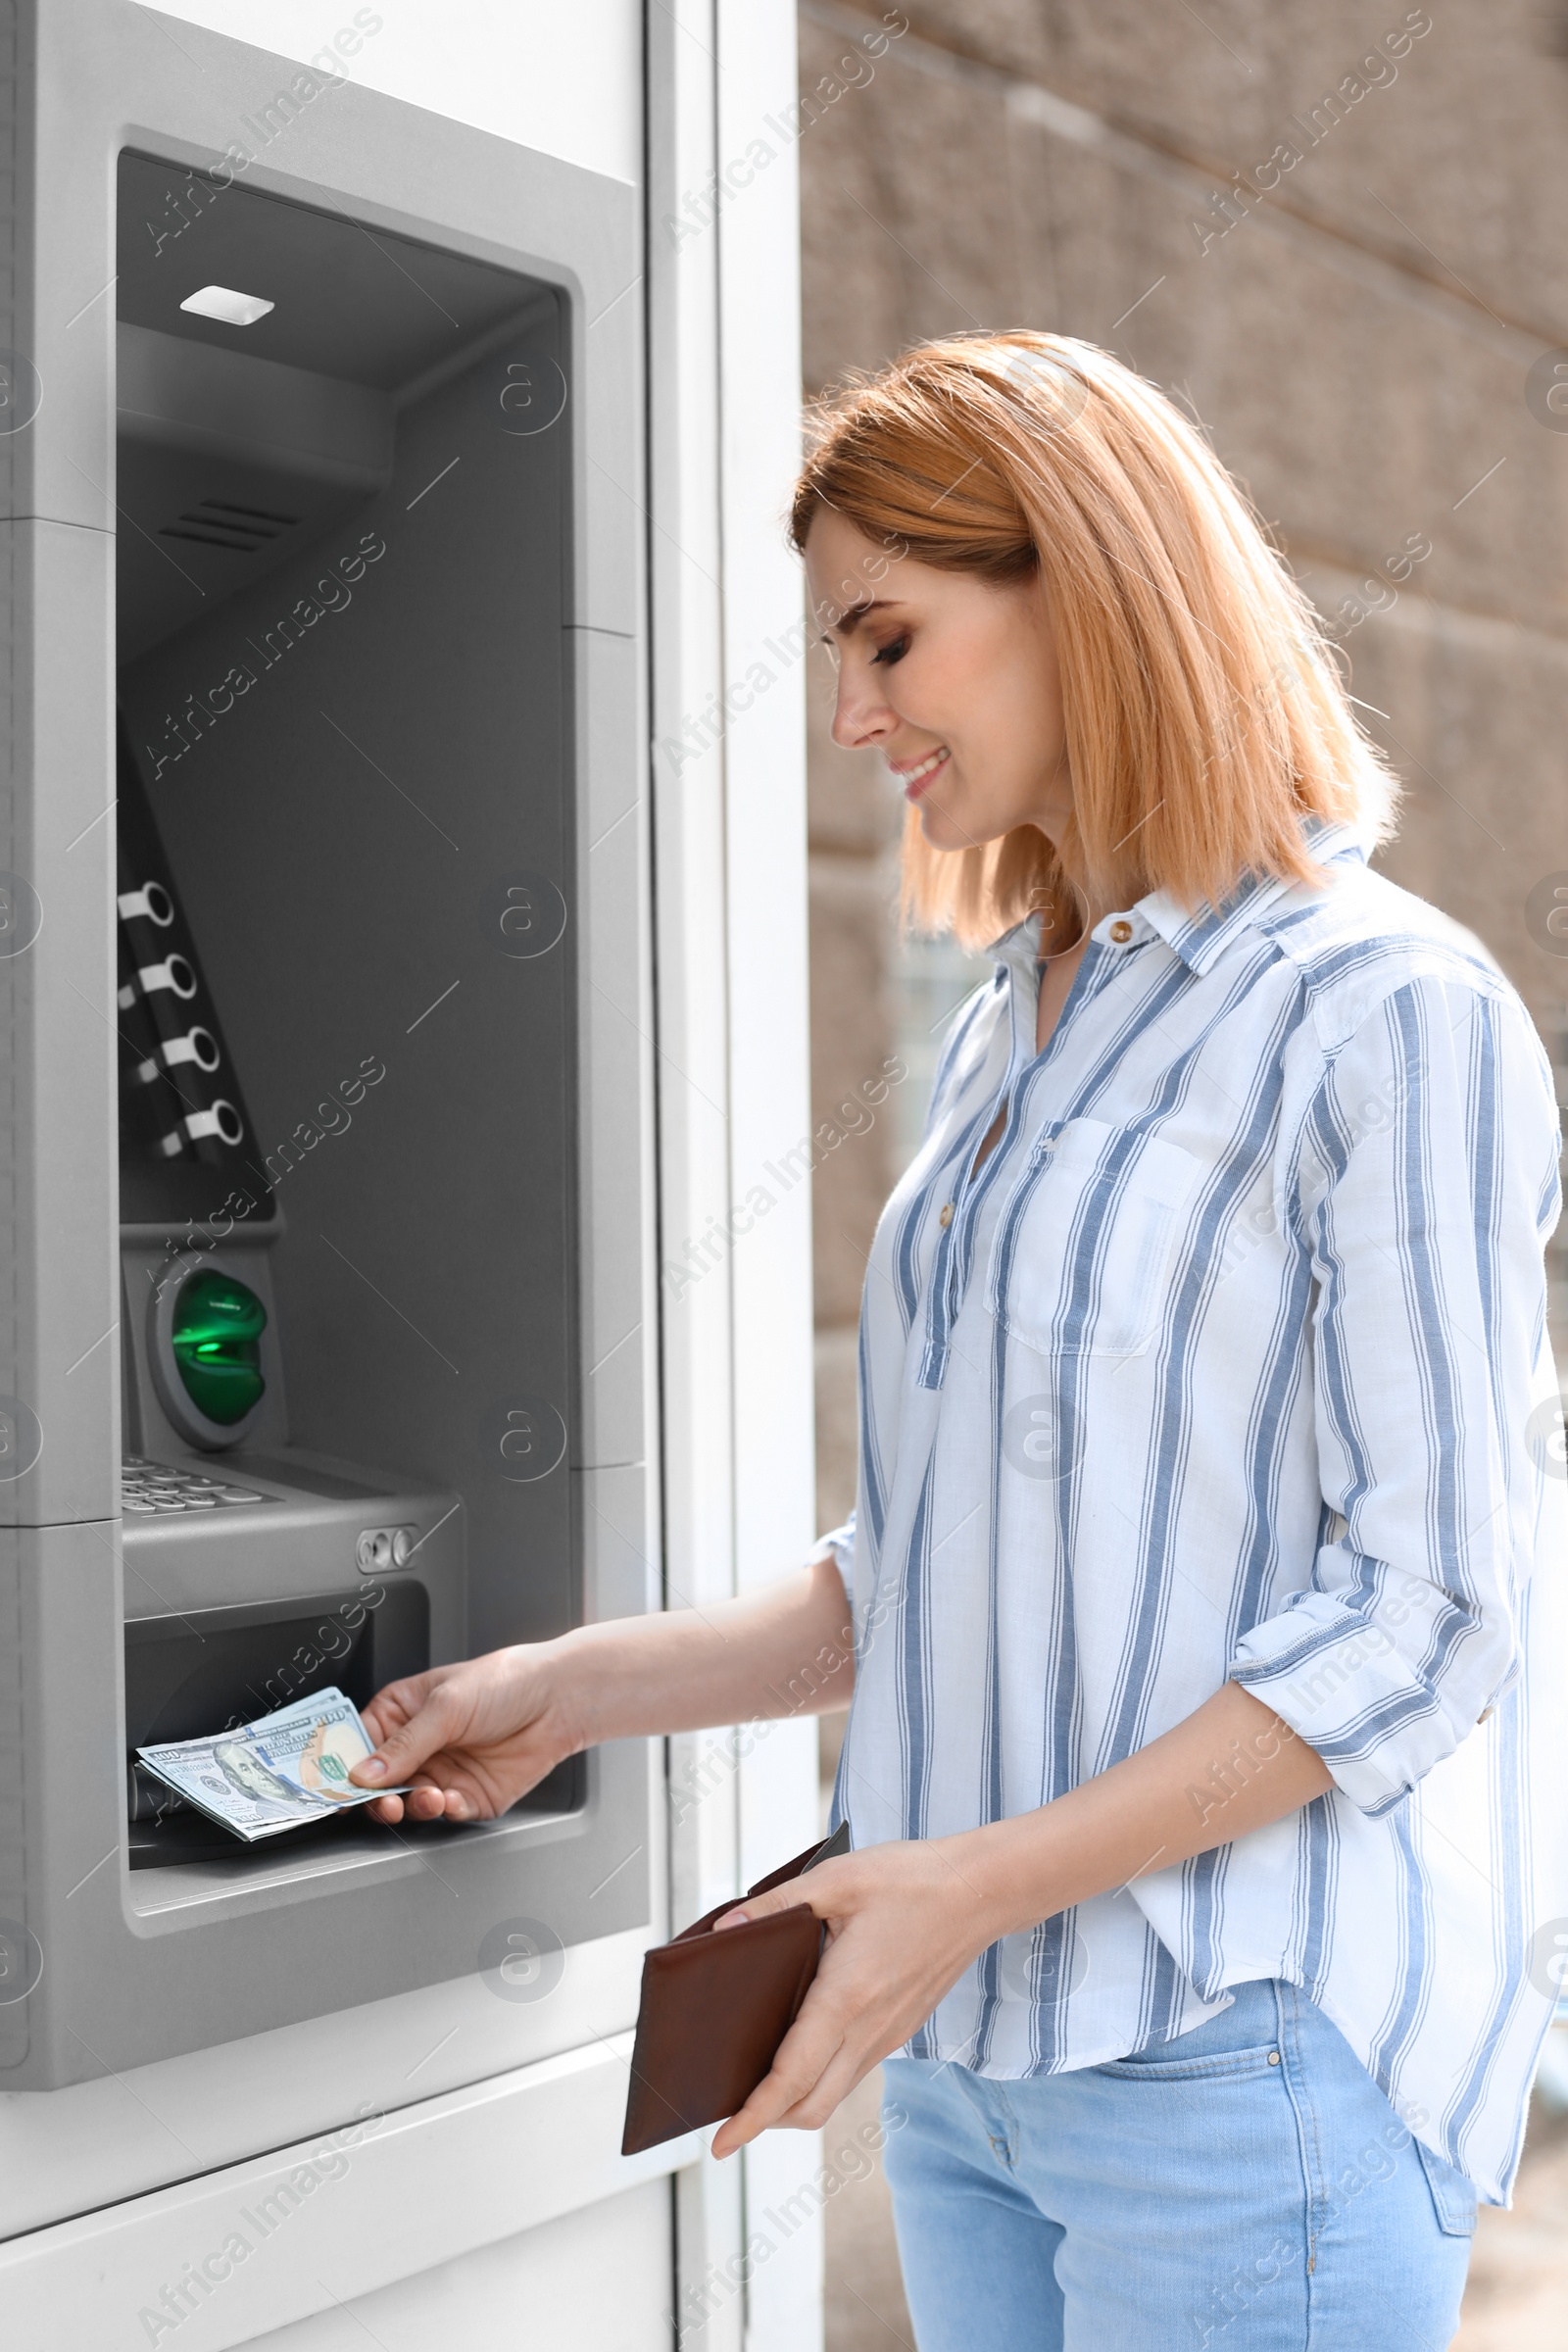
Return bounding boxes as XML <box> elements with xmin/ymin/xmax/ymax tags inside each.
<box><xmin>249</xmin><ymin>1691</ymin><xmax>399</xmax><ymax>1807</ymax></box>
<box><xmin>135</xmin><ymin>1688</ymin><xmax>408</xmax><ymax>1843</ymax></box>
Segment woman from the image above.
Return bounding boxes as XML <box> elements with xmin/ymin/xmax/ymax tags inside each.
<box><xmin>351</xmin><ymin>334</ymin><xmax>1565</xmax><ymax>2348</ymax></box>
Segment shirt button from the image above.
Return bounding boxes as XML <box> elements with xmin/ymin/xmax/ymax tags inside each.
<box><xmin>938</xmin><ymin>1202</ymin><xmax>954</xmax><ymax>1228</ymax></box>
<box><xmin>1108</xmin><ymin>919</ymin><xmax>1133</xmax><ymax>944</ymax></box>
<box><xmin>1267</xmin><ymin>2050</ymin><xmax>1281</xmax><ymax>2066</ymax></box>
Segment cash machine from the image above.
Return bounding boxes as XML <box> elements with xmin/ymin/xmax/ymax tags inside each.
<box><xmin>0</xmin><ymin>9</ymin><xmax>654</xmax><ymax>2088</ymax></box>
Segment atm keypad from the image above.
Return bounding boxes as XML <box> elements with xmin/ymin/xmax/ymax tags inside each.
<box><xmin>122</xmin><ymin>1455</ymin><xmax>273</xmax><ymax>1513</ymax></box>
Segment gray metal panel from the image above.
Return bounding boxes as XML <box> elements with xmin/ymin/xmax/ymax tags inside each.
<box><xmin>578</xmin><ymin>1462</ymin><xmax>658</xmax><ymax>1627</ymax></box>
<box><xmin>575</xmin><ymin>255</ymin><xmax>642</xmax><ymax>640</ymax></box>
<box><xmin>0</xmin><ymin>8</ymin><xmax>645</xmax><ymax>1509</ymax></box>
<box><xmin>119</xmin><ymin>1461</ymin><xmax>464</xmax><ymax>1635</ymax></box>
<box><xmin>0</xmin><ymin>517</ymin><xmax>119</xmax><ymax>1531</ymax></box>
<box><xmin>574</xmin><ymin>624</ymin><xmax>649</xmax><ymax>1475</ymax></box>
<box><xmin>5</xmin><ymin>5</ymin><xmax>643</xmax><ymax>648</ymax></box>
<box><xmin>0</xmin><ymin>1518</ymin><xmax>650</xmax><ymax>2088</ymax></box>
<box><xmin>0</xmin><ymin>2</ymin><xmax>657</xmax><ymax>2088</ymax></box>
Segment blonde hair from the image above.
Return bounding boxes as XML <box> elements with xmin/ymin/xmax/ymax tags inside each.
<box><xmin>791</xmin><ymin>332</ymin><xmax>1398</xmax><ymax>949</ymax></box>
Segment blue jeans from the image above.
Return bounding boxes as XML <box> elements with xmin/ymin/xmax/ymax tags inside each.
<box><xmin>881</xmin><ymin>1980</ymin><xmax>1475</xmax><ymax>2350</ymax></box>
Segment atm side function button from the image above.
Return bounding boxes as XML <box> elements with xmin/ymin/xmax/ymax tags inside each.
<box><xmin>136</xmin><ymin>955</ymin><xmax>198</xmax><ymax>1002</ymax></box>
<box><xmin>357</xmin><ymin>1526</ymin><xmax>417</xmax><ymax>1572</ymax></box>
<box><xmin>118</xmin><ymin>882</ymin><xmax>174</xmax><ymax>929</ymax></box>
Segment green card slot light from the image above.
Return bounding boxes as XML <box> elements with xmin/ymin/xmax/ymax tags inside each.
<box><xmin>171</xmin><ymin>1271</ymin><xmax>267</xmax><ymax>1426</ymax></box>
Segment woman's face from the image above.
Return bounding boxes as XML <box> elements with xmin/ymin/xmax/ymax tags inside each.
<box><xmin>803</xmin><ymin>509</ymin><xmax>1072</xmax><ymax>855</ymax></box>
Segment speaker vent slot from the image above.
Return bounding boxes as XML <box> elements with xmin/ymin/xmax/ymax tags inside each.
<box><xmin>158</xmin><ymin>499</ymin><xmax>301</xmax><ymax>553</ymax></box>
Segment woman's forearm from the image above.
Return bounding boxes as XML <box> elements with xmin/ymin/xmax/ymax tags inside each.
<box><xmin>554</xmin><ymin>1550</ymin><xmax>855</xmax><ymax>1753</ymax></box>
<box><xmin>953</xmin><ymin>1682</ymin><xmax>1333</xmax><ymax>1942</ymax></box>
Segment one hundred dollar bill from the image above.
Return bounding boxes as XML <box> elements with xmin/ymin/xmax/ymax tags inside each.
<box><xmin>249</xmin><ymin>1691</ymin><xmax>402</xmax><ymax>1808</ymax></box>
<box><xmin>135</xmin><ymin>1688</ymin><xmax>408</xmax><ymax>1844</ymax></box>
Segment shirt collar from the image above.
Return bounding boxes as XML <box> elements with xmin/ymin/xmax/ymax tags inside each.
<box><xmin>987</xmin><ymin>814</ymin><xmax>1370</xmax><ymax>982</ymax></box>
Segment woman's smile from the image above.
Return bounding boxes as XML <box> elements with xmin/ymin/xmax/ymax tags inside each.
<box><xmin>889</xmin><ymin>745</ymin><xmax>951</xmax><ymax>800</ymax></box>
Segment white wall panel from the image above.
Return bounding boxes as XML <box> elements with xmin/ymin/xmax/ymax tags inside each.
<box><xmin>151</xmin><ymin>1</ymin><xmax>643</xmax><ymax>183</ymax></box>
<box><xmin>712</xmin><ymin>5</ymin><xmax>824</xmax><ymax>2341</ymax></box>
<box><xmin>0</xmin><ymin>2035</ymin><xmax>696</xmax><ymax>2350</ymax></box>
<box><xmin>0</xmin><ymin>1927</ymin><xmax>650</xmax><ymax>2237</ymax></box>
<box><xmin>647</xmin><ymin>0</ymin><xmax>749</xmax><ymax>2339</ymax></box>
<box><xmin>650</xmin><ymin>0</ymin><xmax>823</xmax><ymax>2343</ymax></box>
<box><xmin>243</xmin><ymin>2182</ymin><xmax>671</xmax><ymax>2350</ymax></box>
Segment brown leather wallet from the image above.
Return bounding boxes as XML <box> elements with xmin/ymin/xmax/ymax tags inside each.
<box><xmin>620</xmin><ymin>1821</ymin><xmax>851</xmax><ymax>2156</ymax></box>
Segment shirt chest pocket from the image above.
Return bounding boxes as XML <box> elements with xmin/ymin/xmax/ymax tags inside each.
<box><xmin>984</xmin><ymin>1117</ymin><xmax>1204</xmax><ymax>1359</ymax></box>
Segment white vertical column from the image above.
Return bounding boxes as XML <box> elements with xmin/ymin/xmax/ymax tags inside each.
<box><xmin>647</xmin><ymin>2</ymin><xmax>746</xmax><ymax>2346</ymax></box>
<box><xmin>651</xmin><ymin>0</ymin><xmax>823</xmax><ymax>2345</ymax></box>
<box><xmin>713</xmin><ymin>6</ymin><xmax>822</xmax><ymax>2350</ymax></box>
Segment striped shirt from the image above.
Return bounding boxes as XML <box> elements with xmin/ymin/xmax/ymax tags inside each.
<box><xmin>824</xmin><ymin>818</ymin><xmax>1566</xmax><ymax>2203</ymax></box>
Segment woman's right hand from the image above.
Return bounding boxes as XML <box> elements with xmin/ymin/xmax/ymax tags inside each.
<box><xmin>346</xmin><ymin>1553</ymin><xmax>856</xmax><ymax>1827</ymax></box>
<box><xmin>348</xmin><ymin>1641</ymin><xmax>578</xmax><ymax>1825</ymax></box>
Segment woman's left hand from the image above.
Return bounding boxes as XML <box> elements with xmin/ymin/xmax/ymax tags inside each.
<box><xmin>708</xmin><ymin>1838</ymin><xmax>998</xmax><ymax>2159</ymax></box>
<box><xmin>707</xmin><ymin>1689</ymin><xmax>1328</xmax><ymax>2157</ymax></box>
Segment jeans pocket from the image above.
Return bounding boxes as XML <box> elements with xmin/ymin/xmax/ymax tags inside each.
<box><xmin>1414</xmin><ymin>2136</ymin><xmax>1478</xmax><ymax>2237</ymax></box>
<box><xmin>1094</xmin><ymin>2040</ymin><xmax>1281</xmax><ymax>2082</ymax></box>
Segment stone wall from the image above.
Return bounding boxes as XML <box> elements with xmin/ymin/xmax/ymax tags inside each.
<box><xmin>800</xmin><ymin>0</ymin><xmax>1568</xmax><ymax>1533</ymax></box>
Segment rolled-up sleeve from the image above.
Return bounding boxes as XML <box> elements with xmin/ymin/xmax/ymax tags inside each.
<box><xmin>814</xmin><ymin>1510</ymin><xmax>857</xmax><ymax>1612</ymax></box>
<box><xmin>1229</xmin><ymin>971</ymin><xmax>1562</xmax><ymax>1816</ymax></box>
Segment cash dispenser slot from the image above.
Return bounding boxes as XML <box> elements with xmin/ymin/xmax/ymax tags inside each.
<box><xmin>123</xmin><ymin>1586</ymin><xmax>584</xmax><ymax>1866</ymax></box>
<box><xmin>124</xmin><ymin>1583</ymin><xmax>426</xmax><ymax>1864</ymax></box>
